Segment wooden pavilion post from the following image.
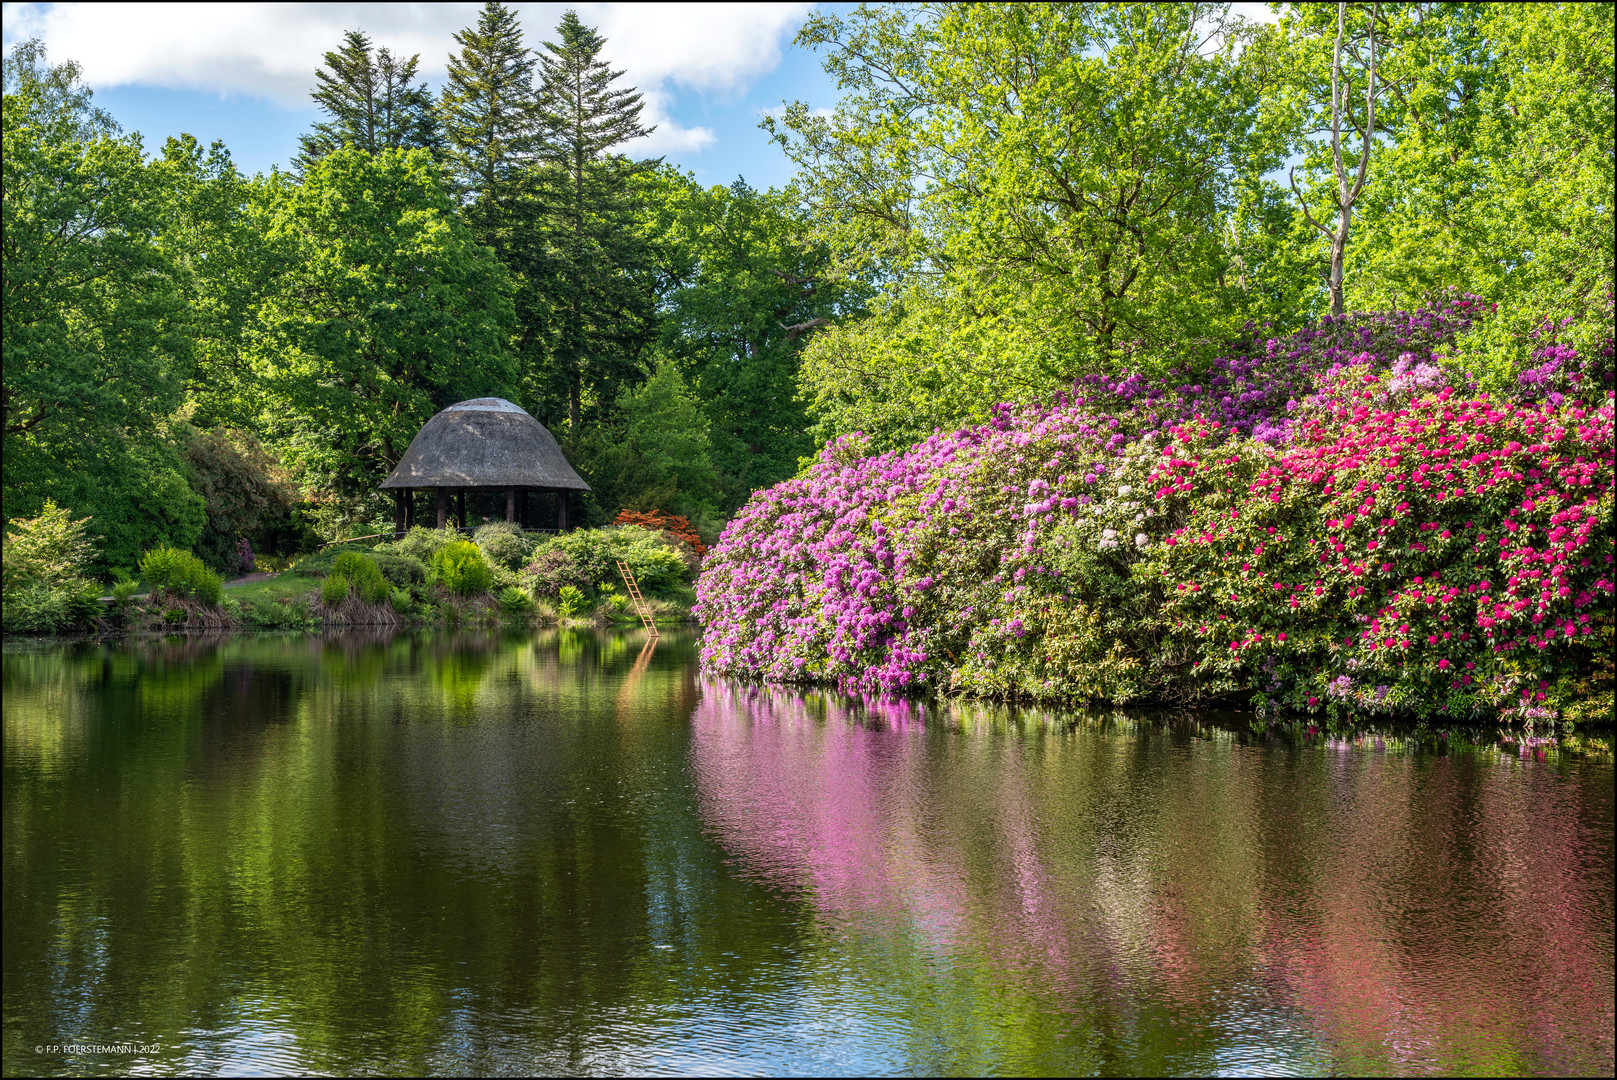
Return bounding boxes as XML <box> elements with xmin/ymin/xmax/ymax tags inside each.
<box><xmin>557</xmin><ymin>491</ymin><xmax>569</xmax><ymax>532</ymax></box>
<box><xmin>405</xmin><ymin>489</ymin><xmax>414</xmax><ymax>529</ymax></box>
<box><xmin>436</xmin><ymin>488</ymin><xmax>447</xmax><ymax>529</ymax></box>
<box><xmin>506</xmin><ymin>487</ymin><xmax>516</xmax><ymax>522</ymax></box>
<box><xmin>456</xmin><ymin>491</ymin><xmax>467</xmax><ymax>531</ymax></box>
<box><xmin>394</xmin><ymin>490</ymin><xmax>406</xmax><ymax>535</ymax></box>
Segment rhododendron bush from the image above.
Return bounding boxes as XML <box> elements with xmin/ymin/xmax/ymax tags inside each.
<box><xmin>697</xmin><ymin>307</ymin><xmax>1616</xmax><ymax>724</ymax></box>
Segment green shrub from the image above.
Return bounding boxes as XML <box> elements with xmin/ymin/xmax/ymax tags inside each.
<box><xmin>321</xmin><ymin>573</ymin><xmax>353</xmax><ymax>606</ymax></box>
<box><xmin>372</xmin><ymin>552</ymin><xmax>427</xmax><ymax>587</ymax></box>
<box><xmin>431</xmin><ymin>540</ymin><xmax>493</xmax><ymax>597</ymax></box>
<box><xmin>557</xmin><ymin>584</ymin><xmax>585</xmax><ymax>619</ymax></box>
<box><xmin>330</xmin><ymin>551</ymin><xmax>391</xmax><ymax>603</ymax></box>
<box><xmin>520</xmin><ymin>525</ymin><xmax>692</xmax><ymax>599</ymax></box>
<box><xmin>139</xmin><ymin>546</ymin><xmax>222</xmax><ymax>606</ymax></box>
<box><xmin>383</xmin><ymin>526</ymin><xmax>455</xmax><ymax>565</ymax></box>
<box><xmin>498</xmin><ymin>586</ymin><xmax>534</xmax><ymax>617</ymax></box>
<box><xmin>474</xmin><ymin>521</ymin><xmax>536</xmax><ymax>571</ymax></box>
<box><xmin>390</xmin><ymin>588</ymin><xmax>413</xmax><ymax>614</ymax></box>
<box><xmin>522</xmin><ymin>547</ymin><xmax>582</xmax><ymax>597</ymax></box>
<box><xmin>110</xmin><ymin>574</ymin><xmax>140</xmax><ymax>622</ymax></box>
<box><xmin>1</xmin><ymin>499</ymin><xmax>104</xmax><ymax>633</ymax></box>
<box><xmin>290</xmin><ymin>544</ymin><xmax>425</xmax><ymax>588</ymax></box>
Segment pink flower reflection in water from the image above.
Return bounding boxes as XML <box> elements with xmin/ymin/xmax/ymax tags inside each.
<box><xmin>691</xmin><ymin>682</ymin><xmax>1616</xmax><ymax>1074</ymax></box>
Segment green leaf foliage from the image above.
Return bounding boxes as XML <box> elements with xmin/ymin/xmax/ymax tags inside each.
<box><xmin>773</xmin><ymin>3</ymin><xmax>1279</xmax><ymax>448</ymax></box>
<box><xmin>139</xmin><ymin>546</ymin><xmax>222</xmax><ymax>607</ymax></box>
<box><xmin>329</xmin><ymin>551</ymin><xmax>392</xmax><ymax>604</ymax></box>
<box><xmin>1</xmin><ymin>499</ymin><xmax>104</xmax><ymax>633</ymax></box>
<box><xmin>640</xmin><ymin>167</ymin><xmax>855</xmax><ymax>503</ymax></box>
<box><xmin>431</xmin><ymin>540</ymin><xmax>494</xmax><ymax>597</ymax></box>
<box><xmin>565</xmin><ymin>361</ymin><xmax>721</xmax><ymax>521</ymax></box>
<box><xmin>181</xmin><ymin>427</ymin><xmax>296</xmax><ymax>573</ymax></box>
<box><xmin>521</xmin><ymin>524</ymin><xmax>691</xmax><ymax>599</ymax></box>
<box><xmin>251</xmin><ymin>148</ymin><xmax>519</xmax><ymax>498</ymax></box>
<box><xmin>3</xmin><ymin>41</ymin><xmax>206</xmax><ymax>570</ymax></box>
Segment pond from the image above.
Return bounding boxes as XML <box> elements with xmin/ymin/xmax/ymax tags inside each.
<box><xmin>3</xmin><ymin>630</ymin><xmax>1612</xmax><ymax>1077</ymax></box>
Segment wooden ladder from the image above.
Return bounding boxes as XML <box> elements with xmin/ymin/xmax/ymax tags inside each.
<box><xmin>615</xmin><ymin>560</ymin><xmax>659</xmax><ymax>637</ymax></box>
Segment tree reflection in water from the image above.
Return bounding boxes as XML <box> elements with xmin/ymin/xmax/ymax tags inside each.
<box><xmin>2</xmin><ymin>635</ymin><xmax>1611</xmax><ymax>1077</ymax></box>
<box><xmin>690</xmin><ymin>681</ymin><xmax>1615</xmax><ymax>1077</ymax></box>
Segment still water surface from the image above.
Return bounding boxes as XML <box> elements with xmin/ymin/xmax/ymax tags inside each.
<box><xmin>3</xmin><ymin>630</ymin><xmax>1612</xmax><ymax>1077</ymax></box>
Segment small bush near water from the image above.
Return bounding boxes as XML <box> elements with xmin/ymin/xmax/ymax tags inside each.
<box><xmin>498</xmin><ymin>586</ymin><xmax>535</xmax><ymax>617</ymax></box>
<box><xmin>329</xmin><ymin>552</ymin><xmax>392</xmax><ymax>603</ymax></box>
<box><xmin>557</xmin><ymin>585</ymin><xmax>586</xmax><ymax>619</ymax></box>
<box><xmin>293</xmin><ymin>544</ymin><xmax>426</xmax><ymax>586</ymax></box>
<box><xmin>141</xmin><ymin>546</ymin><xmax>223</xmax><ymax>606</ymax></box>
<box><xmin>699</xmin><ymin>301</ymin><xmax>1615</xmax><ymax>725</ymax></box>
<box><xmin>1</xmin><ymin>500</ymin><xmax>104</xmax><ymax>633</ymax></box>
<box><xmin>432</xmin><ymin>540</ymin><xmax>494</xmax><ymax>597</ymax></box>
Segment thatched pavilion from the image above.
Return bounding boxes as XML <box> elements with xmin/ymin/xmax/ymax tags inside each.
<box><xmin>380</xmin><ymin>398</ymin><xmax>590</xmax><ymax>533</ymax></box>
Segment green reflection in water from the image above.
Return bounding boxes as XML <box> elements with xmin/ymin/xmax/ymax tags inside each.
<box><xmin>2</xmin><ymin>633</ymin><xmax>1612</xmax><ymax>1077</ymax></box>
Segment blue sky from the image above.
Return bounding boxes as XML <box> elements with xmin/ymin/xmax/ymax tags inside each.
<box><xmin>2</xmin><ymin>2</ymin><xmax>849</xmax><ymax>190</ymax></box>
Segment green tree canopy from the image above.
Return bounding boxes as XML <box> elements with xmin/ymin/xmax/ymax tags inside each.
<box><xmin>250</xmin><ymin>148</ymin><xmax>518</xmax><ymax>500</ymax></box>
<box><xmin>641</xmin><ymin>168</ymin><xmax>855</xmax><ymax>500</ymax></box>
<box><xmin>568</xmin><ymin>359</ymin><xmax>720</xmax><ymax>522</ymax></box>
<box><xmin>771</xmin><ymin>2</ymin><xmax>1280</xmax><ymax>449</ymax></box>
<box><xmin>2</xmin><ymin>40</ymin><xmax>205</xmax><ymax>568</ymax></box>
<box><xmin>296</xmin><ymin>30</ymin><xmax>442</xmax><ymax>172</ymax></box>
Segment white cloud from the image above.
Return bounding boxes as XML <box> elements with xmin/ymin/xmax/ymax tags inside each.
<box><xmin>1</xmin><ymin>1</ymin><xmax>813</xmax><ymax>154</ymax></box>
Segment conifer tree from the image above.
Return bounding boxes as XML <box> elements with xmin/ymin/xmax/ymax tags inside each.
<box><xmin>296</xmin><ymin>30</ymin><xmax>441</xmax><ymax>172</ymax></box>
<box><xmin>441</xmin><ymin>1</ymin><xmax>538</xmax><ymax>212</ymax></box>
<box><xmin>532</xmin><ymin>10</ymin><xmax>658</xmax><ymax>429</ymax></box>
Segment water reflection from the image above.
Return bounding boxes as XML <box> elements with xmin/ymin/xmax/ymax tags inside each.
<box><xmin>690</xmin><ymin>683</ymin><xmax>1615</xmax><ymax>1077</ymax></box>
<box><xmin>2</xmin><ymin>634</ymin><xmax>1612</xmax><ymax>1077</ymax></box>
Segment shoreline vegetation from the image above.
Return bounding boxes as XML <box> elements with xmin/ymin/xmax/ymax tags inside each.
<box><xmin>3</xmin><ymin>517</ymin><xmax>700</xmax><ymax>638</ymax></box>
<box><xmin>695</xmin><ymin>301</ymin><xmax>1616</xmax><ymax>728</ymax></box>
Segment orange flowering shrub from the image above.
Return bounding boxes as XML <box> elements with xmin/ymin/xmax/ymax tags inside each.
<box><xmin>612</xmin><ymin>510</ymin><xmax>705</xmax><ymax>558</ymax></box>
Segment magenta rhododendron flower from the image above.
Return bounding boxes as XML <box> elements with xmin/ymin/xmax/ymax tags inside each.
<box><xmin>695</xmin><ymin>299</ymin><xmax>1615</xmax><ymax>722</ymax></box>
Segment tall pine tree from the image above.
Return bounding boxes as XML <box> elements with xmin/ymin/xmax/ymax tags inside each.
<box><xmin>441</xmin><ymin>1</ymin><xmax>538</xmax><ymax>213</ymax></box>
<box><xmin>532</xmin><ymin>10</ymin><xmax>658</xmax><ymax>429</ymax></box>
<box><xmin>296</xmin><ymin>30</ymin><xmax>441</xmax><ymax>172</ymax></box>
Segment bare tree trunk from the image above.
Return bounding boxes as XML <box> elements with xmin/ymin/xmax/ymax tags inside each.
<box><xmin>1290</xmin><ymin>2</ymin><xmax>1378</xmax><ymax>316</ymax></box>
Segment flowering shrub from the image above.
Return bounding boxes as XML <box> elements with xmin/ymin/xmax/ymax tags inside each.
<box><xmin>697</xmin><ymin>301</ymin><xmax>1615</xmax><ymax>724</ymax></box>
<box><xmin>612</xmin><ymin>509</ymin><xmax>707</xmax><ymax>557</ymax></box>
<box><xmin>1075</xmin><ymin>289</ymin><xmax>1486</xmax><ymax>447</ymax></box>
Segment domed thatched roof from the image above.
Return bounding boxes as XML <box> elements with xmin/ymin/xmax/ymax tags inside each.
<box><xmin>379</xmin><ymin>398</ymin><xmax>591</xmax><ymax>491</ymax></box>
